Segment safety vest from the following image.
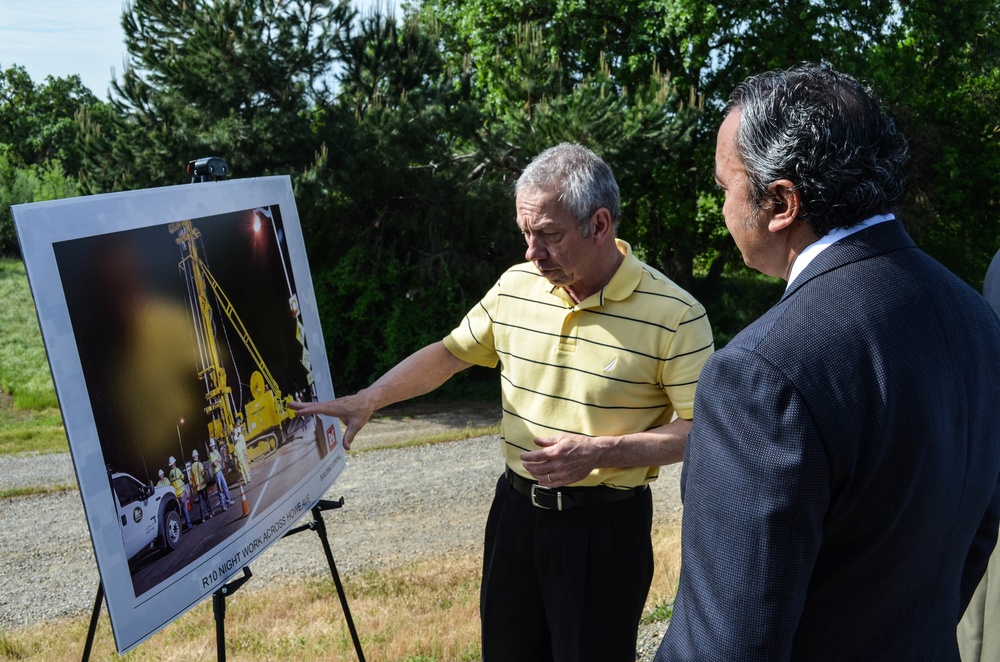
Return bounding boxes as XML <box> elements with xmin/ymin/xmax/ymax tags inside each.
<box><xmin>209</xmin><ymin>450</ymin><xmax>223</xmax><ymax>474</ymax></box>
<box><xmin>168</xmin><ymin>467</ymin><xmax>185</xmax><ymax>498</ymax></box>
<box><xmin>190</xmin><ymin>461</ymin><xmax>207</xmax><ymax>491</ymax></box>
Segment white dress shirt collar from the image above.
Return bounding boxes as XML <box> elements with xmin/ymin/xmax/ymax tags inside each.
<box><xmin>786</xmin><ymin>214</ymin><xmax>895</xmax><ymax>289</ymax></box>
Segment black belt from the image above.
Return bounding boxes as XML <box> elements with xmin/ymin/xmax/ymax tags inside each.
<box><xmin>505</xmin><ymin>467</ymin><xmax>646</xmax><ymax>511</ymax></box>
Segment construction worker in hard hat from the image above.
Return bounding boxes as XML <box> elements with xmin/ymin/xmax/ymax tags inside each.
<box><xmin>233</xmin><ymin>423</ymin><xmax>252</xmax><ymax>485</ymax></box>
<box><xmin>208</xmin><ymin>438</ymin><xmax>233</xmax><ymax>511</ymax></box>
<box><xmin>156</xmin><ymin>468</ymin><xmax>170</xmax><ymax>488</ymax></box>
<box><xmin>189</xmin><ymin>449</ymin><xmax>213</xmax><ymax>522</ymax></box>
<box><xmin>168</xmin><ymin>456</ymin><xmax>193</xmax><ymax>530</ymax></box>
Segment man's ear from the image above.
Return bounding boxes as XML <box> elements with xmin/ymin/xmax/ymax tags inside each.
<box><xmin>591</xmin><ymin>207</ymin><xmax>614</xmax><ymax>243</ymax></box>
<box><xmin>766</xmin><ymin>179</ymin><xmax>801</xmax><ymax>233</ymax></box>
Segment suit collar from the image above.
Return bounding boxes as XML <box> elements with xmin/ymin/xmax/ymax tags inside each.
<box><xmin>786</xmin><ymin>214</ymin><xmax>894</xmax><ymax>287</ymax></box>
<box><xmin>781</xmin><ymin>218</ymin><xmax>916</xmax><ymax>301</ymax></box>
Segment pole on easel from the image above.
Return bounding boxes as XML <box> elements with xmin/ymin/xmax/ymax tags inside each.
<box><xmin>82</xmin><ymin>582</ymin><xmax>104</xmax><ymax>661</ymax></box>
<box><xmin>213</xmin><ymin>566</ymin><xmax>253</xmax><ymax>662</ymax></box>
<box><xmin>284</xmin><ymin>497</ymin><xmax>366</xmax><ymax>662</ymax></box>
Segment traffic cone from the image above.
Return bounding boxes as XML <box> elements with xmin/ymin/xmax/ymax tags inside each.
<box><xmin>239</xmin><ymin>481</ymin><xmax>250</xmax><ymax>518</ymax></box>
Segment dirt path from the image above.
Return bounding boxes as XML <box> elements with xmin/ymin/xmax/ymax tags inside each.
<box><xmin>348</xmin><ymin>399</ymin><xmax>503</xmax><ymax>450</ymax></box>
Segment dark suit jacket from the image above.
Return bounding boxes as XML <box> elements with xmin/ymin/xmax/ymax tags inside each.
<box><xmin>657</xmin><ymin>220</ymin><xmax>1000</xmax><ymax>661</ymax></box>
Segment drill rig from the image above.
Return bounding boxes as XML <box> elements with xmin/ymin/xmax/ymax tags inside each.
<box><xmin>169</xmin><ymin>218</ymin><xmax>296</xmax><ymax>463</ymax></box>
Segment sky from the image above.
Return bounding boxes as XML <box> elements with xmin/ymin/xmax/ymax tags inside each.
<box><xmin>0</xmin><ymin>0</ymin><xmax>399</xmax><ymax>97</ymax></box>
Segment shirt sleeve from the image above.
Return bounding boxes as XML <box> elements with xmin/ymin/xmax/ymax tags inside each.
<box><xmin>442</xmin><ymin>278</ymin><xmax>501</xmax><ymax>369</ymax></box>
<box><xmin>660</xmin><ymin>302</ymin><xmax>714</xmax><ymax>420</ymax></box>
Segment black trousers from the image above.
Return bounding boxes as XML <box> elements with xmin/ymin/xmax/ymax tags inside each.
<box><xmin>480</xmin><ymin>473</ymin><xmax>654</xmax><ymax>662</ymax></box>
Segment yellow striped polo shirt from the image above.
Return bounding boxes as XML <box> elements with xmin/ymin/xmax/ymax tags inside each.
<box><xmin>443</xmin><ymin>240</ymin><xmax>714</xmax><ymax>488</ymax></box>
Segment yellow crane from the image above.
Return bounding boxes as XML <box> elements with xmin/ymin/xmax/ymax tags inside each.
<box><xmin>199</xmin><ymin>262</ymin><xmax>293</xmax><ymax>442</ymax></box>
<box><xmin>169</xmin><ymin>219</ymin><xmax>292</xmax><ymax>463</ymax></box>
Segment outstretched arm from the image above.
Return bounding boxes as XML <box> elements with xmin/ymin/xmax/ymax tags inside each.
<box><xmin>288</xmin><ymin>341</ymin><xmax>472</xmax><ymax>449</ymax></box>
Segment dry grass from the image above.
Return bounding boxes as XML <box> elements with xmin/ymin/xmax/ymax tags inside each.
<box><xmin>0</xmin><ymin>522</ymin><xmax>682</xmax><ymax>662</ymax></box>
<box><xmin>352</xmin><ymin>423</ymin><xmax>501</xmax><ymax>454</ymax></box>
<box><xmin>0</xmin><ymin>483</ymin><xmax>77</xmax><ymax>499</ymax></box>
<box><xmin>646</xmin><ymin>520</ymin><xmax>683</xmax><ymax>620</ymax></box>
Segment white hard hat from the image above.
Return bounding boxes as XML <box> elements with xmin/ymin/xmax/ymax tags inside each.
<box><xmin>209</xmin><ymin>438</ymin><xmax>216</xmax><ymax>447</ymax></box>
<box><xmin>192</xmin><ymin>449</ymin><xmax>199</xmax><ymax>458</ymax></box>
<box><xmin>169</xmin><ymin>456</ymin><xmax>176</xmax><ymax>465</ymax></box>
<box><xmin>158</xmin><ymin>469</ymin><xmax>165</xmax><ymax>477</ymax></box>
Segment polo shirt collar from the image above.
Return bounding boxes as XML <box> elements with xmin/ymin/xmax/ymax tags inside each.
<box><xmin>548</xmin><ymin>239</ymin><xmax>639</xmax><ymax>308</ymax></box>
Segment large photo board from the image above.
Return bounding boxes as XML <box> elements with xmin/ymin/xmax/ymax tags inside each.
<box><xmin>12</xmin><ymin>176</ymin><xmax>345</xmax><ymax>653</ymax></box>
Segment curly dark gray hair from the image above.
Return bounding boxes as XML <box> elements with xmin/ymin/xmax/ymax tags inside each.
<box><xmin>725</xmin><ymin>63</ymin><xmax>909</xmax><ymax>237</ymax></box>
<box><xmin>515</xmin><ymin>143</ymin><xmax>621</xmax><ymax>237</ymax></box>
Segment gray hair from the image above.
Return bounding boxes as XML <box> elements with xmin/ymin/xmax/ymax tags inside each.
<box><xmin>725</xmin><ymin>63</ymin><xmax>909</xmax><ymax>237</ymax></box>
<box><xmin>515</xmin><ymin>143</ymin><xmax>621</xmax><ymax>237</ymax></box>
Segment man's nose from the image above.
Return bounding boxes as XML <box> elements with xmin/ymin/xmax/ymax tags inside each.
<box><xmin>525</xmin><ymin>236</ymin><xmax>547</xmax><ymax>262</ymax></box>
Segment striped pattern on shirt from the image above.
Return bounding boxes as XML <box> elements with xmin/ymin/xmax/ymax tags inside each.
<box><xmin>443</xmin><ymin>240</ymin><xmax>714</xmax><ymax>488</ymax></box>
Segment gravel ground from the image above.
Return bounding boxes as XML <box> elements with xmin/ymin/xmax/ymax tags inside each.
<box><xmin>0</xmin><ymin>434</ymin><xmax>681</xmax><ymax>660</ymax></box>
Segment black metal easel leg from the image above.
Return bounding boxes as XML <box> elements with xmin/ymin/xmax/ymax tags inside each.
<box><xmin>213</xmin><ymin>567</ymin><xmax>253</xmax><ymax>662</ymax></box>
<box><xmin>284</xmin><ymin>498</ymin><xmax>365</xmax><ymax>661</ymax></box>
<box><xmin>311</xmin><ymin>500</ymin><xmax>366</xmax><ymax>662</ymax></box>
<box><xmin>81</xmin><ymin>582</ymin><xmax>104</xmax><ymax>662</ymax></box>
<box><xmin>214</xmin><ymin>589</ymin><xmax>226</xmax><ymax>662</ymax></box>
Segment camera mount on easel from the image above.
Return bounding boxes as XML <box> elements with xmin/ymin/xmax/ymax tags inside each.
<box><xmin>187</xmin><ymin>157</ymin><xmax>230</xmax><ymax>183</ymax></box>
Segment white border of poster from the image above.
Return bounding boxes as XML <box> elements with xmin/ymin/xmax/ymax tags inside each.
<box><xmin>12</xmin><ymin>176</ymin><xmax>345</xmax><ymax>653</ymax></box>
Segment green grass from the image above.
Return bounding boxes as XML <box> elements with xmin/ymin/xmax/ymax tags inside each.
<box><xmin>0</xmin><ymin>258</ymin><xmax>68</xmax><ymax>456</ymax></box>
<box><xmin>642</xmin><ymin>600</ymin><xmax>674</xmax><ymax>624</ymax></box>
<box><xmin>0</xmin><ymin>259</ymin><xmax>58</xmax><ymax>410</ymax></box>
<box><xmin>0</xmin><ymin>395</ymin><xmax>67</xmax><ymax>455</ymax></box>
<box><xmin>0</xmin><ymin>483</ymin><xmax>77</xmax><ymax>499</ymax></box>
<box><xmin>0</xmin><ymin>529</ymin><xmax>682</xmax><ymax>660</ymax></box>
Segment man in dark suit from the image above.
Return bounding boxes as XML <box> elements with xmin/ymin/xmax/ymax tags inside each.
<box><xmin>656</xmin><ymin>63</ymin><xmax>1000</xmax><ymax>660</ymax></box>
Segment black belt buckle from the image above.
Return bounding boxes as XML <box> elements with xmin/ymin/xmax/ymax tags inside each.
<box><xmin>530</xmin><ymin>484</ymin><xmax>563</xmax><ymax>511</ymax></box>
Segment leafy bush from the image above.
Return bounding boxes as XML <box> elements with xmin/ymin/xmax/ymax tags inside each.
<box><xmin>698</xmin><ymin>268</ymin><xmax>786</xmax><ymax>349</ymax></box>
<box><xmin>314</xmin><ymin>245</ymin><xmax>491</xmax><ymax>394</ymax></box>
<box><xmin>0</xmin><ymin>148</ymin><xmax>79</xmax><ymax>259</ymax></box>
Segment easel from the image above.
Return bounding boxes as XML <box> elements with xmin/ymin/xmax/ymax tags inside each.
<box><xmin>82</xmin><ymin>497</ymin><xmax>366</xmax><ymax>661</ymax></box>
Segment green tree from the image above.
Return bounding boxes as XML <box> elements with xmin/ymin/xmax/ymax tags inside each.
<box><xmin>0</xmin><ymin>66</ymin><xmax>92</xmax><ymax>257</ymax></box>
<box><xmin>417</xmin><ymin>0</ymin><xmax>907</xmax><ymax>289</ymax></box>
<box><xmin>303</xmin><ymin>6</ymin><xmax>520</xmax><ymax>390</ymax></box>
<box><xmin>418</xmin><ymin>0</ymin><xmax>1000</xmax><ymax>300</ymax></box>
<box><xmin>872</xmin><ymin>0</ymin><xmax>1000</xmax><ymax>285</ymax></box>
<box><xmin>0</xmin><ymin>65</ymin><xmax>100</xmax><ymax>175</ymax></box>
<box><xmin>78</xmin><ymin>0</ymin><xmax>354</xmax><ymax>192</ymax></box>
<box><xmin>65</xmin><ymin>0</ymin><xmax>1000</xmax><ymax>386</ymax></box>
<box><xmin>473</xmin><ymin>23</ymin><xmax>707</xmax><ymax>290</ymax></box>
<box><xmin>0</xmin><ymin>147</ymin><xmax>79</xmax><ymax>258</ymax></box>
<box><xmin>76</xmin><ymin>0</ymin><xmax>511</xmax><ymax>390</ymax></box>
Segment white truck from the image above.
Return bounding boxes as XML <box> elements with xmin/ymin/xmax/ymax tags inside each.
<box><xmin>111</xmin><ymin>472</ymin><xmax>183</xmax><ymax>563</ymax></box>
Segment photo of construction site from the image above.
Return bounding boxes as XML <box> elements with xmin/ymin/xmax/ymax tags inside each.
<box><xmin>52</xmin><ymin>202</ymin><xmax>330</xmax><ymax>598</ymax></box>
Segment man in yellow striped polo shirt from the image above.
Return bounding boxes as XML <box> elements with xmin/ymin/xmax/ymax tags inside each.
<box><xmin>291</xmin><ymin>143</ymin><xmax>714</xmax><ymax>661</ymax></box>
